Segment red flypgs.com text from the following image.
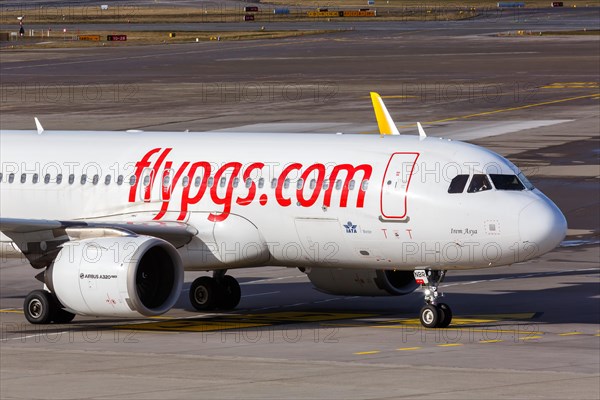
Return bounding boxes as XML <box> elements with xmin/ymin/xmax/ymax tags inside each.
<box><xmin>128</xmin><ymin>148</ymin><xmax>373</xmax><ymax>222</ymax></box>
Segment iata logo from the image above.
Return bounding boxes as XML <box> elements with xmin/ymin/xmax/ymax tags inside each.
<box><xmin>129</xmin><ymin>148</ymin><xmax>373</xmax><ymax>222</ymax></box>
<box><xmin>344</xmin><ymin>221</ymin><xmax>357</xmax><ymax>234</ymax></box>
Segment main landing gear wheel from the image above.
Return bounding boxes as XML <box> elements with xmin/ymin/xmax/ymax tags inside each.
<box><xmin>220</xmin><ymin>275</ymin><xmax>241</xmax><ymax>310</ymax></box>
<box><xmin>24</xmin><ymin>290</ymin><xmax>77</xmax><ymax>324</ymax></box>
<box><xmin>189</xmin><ymin>274</ymin><xmax>241</xmax><ymax>311</ymax></box>
<box><xmin>414</xmin><ymin>270</ymin><xmax>453</xmax><ymax>329</ymax></box>
<box><xmin>189</xmin><ymin>276</ymin><xmax>220</xmax><ymax>311</ymax></box>
<box><xmin>24</xmin><ymin>290</ymin><xmax>54</xmax><ymax>324</ymax></box>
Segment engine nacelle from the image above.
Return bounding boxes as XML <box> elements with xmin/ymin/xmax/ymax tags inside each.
<box><xmin>306</xmin><ymin>268</ymin><xmax>418</xmax><ymax>296</ymax></box>
<box><xmin>47</xmin><ymin>235</ymin><xmax>183</xmax><ymax>317</ymax></box>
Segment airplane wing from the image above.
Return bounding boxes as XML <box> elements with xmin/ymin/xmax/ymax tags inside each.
<box><xmin>0</xmin><ymin>217</ymin><xmax>197</xmax><ymax>269</ymax></box>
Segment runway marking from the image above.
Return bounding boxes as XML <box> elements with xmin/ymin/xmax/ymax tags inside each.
<box><xmin>114</xmin><ymin>320</ymin><xmax>270</xmax><ymax>332</ymax></box>
<box><xmin>113</xmin><ymin>311</ymin><xmax>374</xmax><ymax>332</ymax></box>
<box><xmin>396</xmin><ymin>347</ymin><xmax>422</xmax><ymax>351</ymax></box>
<box><xmin>0</xmin><ymin>309</ymin><xmax>23</xmax><ymax>314</ymax></box>
<box><xmin>520</xmin><ymin>336</ymin><xmax>543</xmax><ymax>340</ymax></box>
<box><xmin>395</xmin><ymin>94</ymin><xmax>599</xmax><ymax>130</ymax></box>
<box><xmin>1</xmin><ymin>39</ymin><xmax>328</xmax><ymax>72</ymax></box>
<box><xmin>438</xmin><ymin>343</ymin><xmax>463</xmax><ymax>347</ymax></box>
<box><xmin>558</xmin><ymin>332</ymin><xmax>584</xmax><ymax>336</ymax></box>
<box><xmin>362</xmin><ymin>95</ymin><xmax>418</xmax><ymax>99</ymax></box>
<box><xmin>542</xmin><ymin>82</ymin><xmax>599</xmax><ymax>89</ymax></box>
<box><xmin>479</xmin><ymin>339</ymin><xmax>504</xmax><ymax>344</ymax></box>
<box><xmin>354</xmin><ymin>350</ymin><xmax>380</xmax><ymax>355</ymax></box>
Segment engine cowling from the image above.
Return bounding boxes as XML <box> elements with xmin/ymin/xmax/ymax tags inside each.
<box><xmin>46</xmin><ymin>235</ymin><xmax>183</xmax><ymax>317</ymax></box>
<box><xmin>306</xmin><ymin>268</ymin><xmax>418</xmax><ymax>296</ymax></box>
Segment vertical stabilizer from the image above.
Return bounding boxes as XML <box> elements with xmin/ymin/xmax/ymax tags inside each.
<box><xmin>370</xmin><ymin>92</ymin><xmax>400</xmax><ymax>135</ymax></box>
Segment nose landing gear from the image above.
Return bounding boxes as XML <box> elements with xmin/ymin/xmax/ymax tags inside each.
<box><xmin>414</xmin><ymin>270</ymin><xmax>452</xmax><ymax>328</ymax></box>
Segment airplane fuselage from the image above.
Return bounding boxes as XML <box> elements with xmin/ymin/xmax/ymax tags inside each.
<box><xmin>0</xmin><ymin>130</ymin><xmax>566</xmax><ymax>272</ymax></box>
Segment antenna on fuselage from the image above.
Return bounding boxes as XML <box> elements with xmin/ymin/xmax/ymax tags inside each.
<box><xmin>34</xmin><ymin>117</ymin><xmax>44</xmax><ymax>135</ymax></box>
<box><xmin>417</xmin><ymin>122</ymin><xmax>427</xmax><ymax>141</ymax></box>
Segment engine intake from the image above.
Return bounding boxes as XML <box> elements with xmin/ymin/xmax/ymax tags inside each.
<box><xmin>47</xmin><ymin>235</ymin><xmax>183</xmax><ymax>317</ymax></box>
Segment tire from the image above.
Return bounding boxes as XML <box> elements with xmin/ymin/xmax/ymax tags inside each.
<box><xmin>219</xmin><ymin>275</ymin><xmax>241</xmax><ymax>310</ymax></box>
<box><xmin>437</xmin><ymin>303</ymin><xmax>452</xmax><ymax>328</ymax></box>
<box><xmin>24</xmin><ymin>290</ymin><xmax>55</xmax><ymax>324</ymax></box>
<box><xmin>419</xmin><ymin>304</ymin><xmax>441</xmax><ymax>329</ymax></box>
<box><xmin>189</xmin><ymin>277</ymin><xmax>220</xmax><ymax>311</ymax></box>
<box><xmin>53</xmin><ymin>307</ymin><xmax>76</xmax><ymax>324</ymax></box>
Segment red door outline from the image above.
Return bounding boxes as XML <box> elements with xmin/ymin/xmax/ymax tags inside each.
<box><xmin>380</xmin><ymin>152</ymin><xmax>420</xmax><ymax>219</ymax></box>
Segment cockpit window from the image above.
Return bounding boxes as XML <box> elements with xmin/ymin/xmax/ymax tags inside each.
<box><xmin>467</xmin><ymin>174</ymin><xmax>492</xmax><ymax>193</ymax></box>
<box><xmin>517</xmin><ymin>172</ymin><xmax>535</xmax><ymax>190</ymax></box>
<box><xmin>490</xmin><ymin>174</ymin><xmax>525</xmax><ymax>191</ymax></box>
<box><xmin>448</xmin><ymin>175</ymin><xmax>469</xmax><ymax>193</ymax></box>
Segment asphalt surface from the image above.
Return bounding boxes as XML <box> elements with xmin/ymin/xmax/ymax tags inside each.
<box><xmin>1</xmin><ymin>7</ymin><xmax>599</xmax><ymax>400</ymax></box>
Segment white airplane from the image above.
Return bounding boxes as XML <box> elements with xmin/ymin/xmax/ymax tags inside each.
<box><xmin>0</xmin><ymin>94</ymin><xmax>567</xmax><ymax>328</ymax></box>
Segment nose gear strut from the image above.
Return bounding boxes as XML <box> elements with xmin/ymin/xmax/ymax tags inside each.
<box><xmin>414</xmin><ymin>269</ymin><xmax>452</xmax><ymax>328</ymax></box>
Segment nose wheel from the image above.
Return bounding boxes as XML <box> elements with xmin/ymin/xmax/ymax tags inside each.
<box><xmin>414</xmin><ymin>270</ymin><xmax>452</xmax><ymax>328</ymax></box>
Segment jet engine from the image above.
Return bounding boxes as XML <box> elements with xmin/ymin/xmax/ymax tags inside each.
<box><xmin>305</xmin><ymin>268</ymin><xmax>418</xmax><ymax>296</ymax></box>
<box><xmin>46</xmin><ymin>235</ymin><xmax>183</xmax><ymax>317</ymax></box>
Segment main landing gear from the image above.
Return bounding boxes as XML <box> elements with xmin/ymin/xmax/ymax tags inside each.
<box><xmin>23</xmin><ymin>290</ymin><xmax>76</xmax><ymax>324</ymax></box>
<box><xmin>189</xmin><ymin>271</ymin><xmax>241</xmax><ymax>311</ymax></box>
<box><xmin>414</xmin><ymin>270</ymin><xmax>452</xmax><ymax>329</ymax></box>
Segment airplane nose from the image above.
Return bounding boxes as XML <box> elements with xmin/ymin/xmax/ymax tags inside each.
<box><xmin>519</xmin><ymin>199</ymin><xmax>567</xmax><ymax>257</ymax></box>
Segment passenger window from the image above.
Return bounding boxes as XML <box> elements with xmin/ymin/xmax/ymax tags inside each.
<box><xmin>232</xmin><ymin>177</ymin><xmax>239</xmax><ymax>188</ymax></box>
<box><xmin>490</xmin><ymin>174</ymin><xmax>524</xmax><ymax>191</ymax></box>
<box><xmin>20</xmin><ymin>173</ymin><xmax>26</xmax><ymax>184</ymax></box>
<box><xmin>8</xmin><ymin>173</ymin><xmax>14</xmax><ymax>183</ymax></box>
<box><xmin>284</xmin><ymin>178</ymin><xmax>290</xmax><ymax>189</ymax></box>
<box><xmin>349</xmin><ymin>180</ymin><xmax>355</xmax><ymax>190</ymax></box>
<box><xmin>182</xmin><ymin>176</ymin><xmax>189</xmax><ymax>187</ymax></box>
<box><xmin>0</xmin><ymin>172</ymin><xmax>3</xmax><ymax>182</ymax></box>
<box><xmin>44</xmin><ymin>174</ymin><xmax>50</xmax><ymax>184</ymax></box>
<box><xmin>448</xmin><ymin>175</ymin><xmax>469</xmax><ymax>194</ymax></box>
<box><xmin>208</xmin><ymin>177</ymin><xmax>214</xmax><ymax>188</ymax></box>
<box><xmin>245</xmin><ymin>178</ymin><xmax>252</xmax><ymax>189</ymax></box>
<box><xmin>56</xmin><ymin>174</ymin><xmax>63</xmax><ymax>184</ymax></box>
<box><xmin>309</xmin><ymin>179</ymin><xmax>316</xmax><ymax>190</ymax></box>
<box><xmin>220</xmin><ymin>177</ymin><xmax>226</xmax><ymax>188</ymax></box>
<box><xmin>104</xmin><ymin>175</ymin><xmax>111</xmax><ymax>185</ymax></box>
<box><xmin>32</xmin><ymin>173</ymin><xmax>39</xmax><ymax>184</ymax></box>
<box><xmin>143</xmin><ymin>175</ymin><xmax>150</xmax><ymax>187</ymax></box>
<box><xmin>271</xmin><ymin>178</ymin><xmax>277</xmax><ymax>189</ymax></box>
<box><xmin>163</xmin><ymin>175</ymin><xmax>171</xmax><ymax>187</ymax></box>
<box><xmin>92</xmin><ymin>174</ymin><xmax>99</xmax><ymax>185</ymax></box>
<box><xmin>323</xmin><ymin>180</ymin><xmax>330</xmax><ymax>190</ymax></box>
<box><xmin>69</xmin><ymin>174</ymin><xmax>75</xmax><ymax>185</ymax></box>
<box><xmin>195</xmin><ymin>176</ymin><xmax>202</xmax><ymax>187</ymax></box>
<box><xmin>80</xmin><ymin>174</ymin><xmax>87</xmax><ymax>185</ymax></box>
<box><xmin>129</xmin><ymin>175</ymin><xmax>136</xmax><ymax>186</ymax></box>
<box><xmin>467</xmin><ymin>174</ymin><xmax>492</xmax><ymax>193</ymax></box>
<box><xmin>297</xmin><ymin>178</ymin><xmax>304</xmax><ymax>190</ymax></box>
<box><xmin>117</xmin><ymin>175</ymin><xmax>123</xmax><ymax>185</ymax></box>
<box><xmin>258</xmin><ymin>178</ymin><xmax>264</xmax><ymax>189</ymax></box>
<box><xmin>361</xmin><ymin>180</ymin><xmax>369</xmax><ymax>191</ymax></box>
<box><xmin>335</xmin><ymin>180</ymin><xmax>342</xmax><ymax>190</ymax></box>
